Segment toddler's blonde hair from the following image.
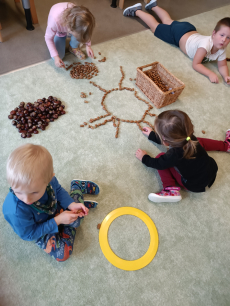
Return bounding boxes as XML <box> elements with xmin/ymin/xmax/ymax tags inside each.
<box><xmin>59</xmin><ymin>4</ymin><xmax>95</xmax><ymax>44</ymax></box>
<box><xmin>7</xmin><ymin>144</ymin><xmax>54</xmax><ymax>188</ymax></box>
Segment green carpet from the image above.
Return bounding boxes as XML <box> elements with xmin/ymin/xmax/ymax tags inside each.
<box><xmin>0</xmin><ymin>5</ymin><xmax>230</xmax><ymax>306</ymax></box>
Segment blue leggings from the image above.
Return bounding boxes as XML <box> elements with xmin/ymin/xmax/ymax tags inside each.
<box><xmin>36</xmin><ymin>188</ymin><xmax>84</xmax><ymax>262</ymax></box>
<box><xmin>54</xmin><ymin>34</ymin><xmax>80</xmax><ymax>59</ymax></box>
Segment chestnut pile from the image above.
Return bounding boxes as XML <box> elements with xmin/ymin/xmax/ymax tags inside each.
<box><xmin>145</xmin><ymin>70</ymin><xmax>169</xmax><ymax>92</ymax></box>
<box><xmin>8</xmin><ymin>96</ymin><xmax>66</xmax><ymax>138</ymax></box>
<box><xmin>70</xmin><ymin>62</ymin><xmax>98</xmax><ymax>79</ymax></box>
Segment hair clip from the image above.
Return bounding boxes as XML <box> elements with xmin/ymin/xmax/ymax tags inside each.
<box><xmin>186</xmin><ymin>136</ymin><xmax>191</xmax><ymax>141</ymax></box>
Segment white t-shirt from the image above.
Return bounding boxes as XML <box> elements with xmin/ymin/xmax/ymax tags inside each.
<box><xmin>185</xmin><ymin>34</ymin><xmax>226</xmax><ymax>63</ymax></box>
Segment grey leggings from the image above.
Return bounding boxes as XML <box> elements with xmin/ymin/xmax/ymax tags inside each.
<box><xmin>54</xmin><ymin>34</ymin><xmax>79</xmax><ymax>59</ymax></box>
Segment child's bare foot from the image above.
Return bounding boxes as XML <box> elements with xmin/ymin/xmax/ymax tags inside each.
<box><xmin>69</xmin><ymin>45</ymin><xmax>86</xmax><ymax>60</ymax></box>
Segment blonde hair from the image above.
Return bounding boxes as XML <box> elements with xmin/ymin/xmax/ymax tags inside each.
<box><xmin>7</xmin><ymin>144</ymin><xmax>53</xmax><ymax>188</ymax></box>
<box><xmin>59</xmin><ymin>4</ymin><xmax>95</xmax><ymax>44</ymax></box>
<box><xmin>154</xmin><ymin>110</ymin><xmax>198</xmax><ymax>159</ymax></box>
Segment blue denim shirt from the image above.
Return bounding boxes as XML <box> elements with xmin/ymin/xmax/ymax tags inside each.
<box><xmin>2</xmin><ymin>177</ymin><xmax>73</xmax><ymax>241</ymax></box>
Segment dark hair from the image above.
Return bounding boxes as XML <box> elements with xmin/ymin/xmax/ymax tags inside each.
<box><xmin>214</xmin><ymin>17</ymin><xmax>230</xmax><ymax>32</ymax></box>
<box><xmin>60</xmin><ymin>5</ymin><xmax>95</xmax><ymax>44</ymax></box>
<box><xmin>154</xmin><ymin>110</ymin><xmax>198</xmax><ymax>159</ymax></box>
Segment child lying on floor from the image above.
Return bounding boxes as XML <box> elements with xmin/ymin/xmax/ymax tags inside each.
<box><xmin>2</xmin><ymin>144</ymin><xmax>99</xmax><ymax>261</ymax></box>
<box><xmin>124</xmin><ymin>1</ymin><xmax>230</xmax><ymax>84</ymax></box>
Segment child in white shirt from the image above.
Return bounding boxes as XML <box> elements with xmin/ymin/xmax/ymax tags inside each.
<box><xmin>123</xmin><ymin>1</ymin><xmax>230</xmax><ymax>84</ymax></box>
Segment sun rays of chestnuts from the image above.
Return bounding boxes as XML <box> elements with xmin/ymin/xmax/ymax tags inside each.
<box><xmin>80</xmin><ymin>66</ymin><xmax>156</xmax><ymax>138</ymax></box>
<box><xmin>8</xmin><ymin>97</ymin><xmax>66</xmax><ymax>138</ymax></box>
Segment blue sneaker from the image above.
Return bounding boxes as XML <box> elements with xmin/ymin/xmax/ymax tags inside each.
<box><xmin>123</xmin><ymin>3</ymin><xmax>142</xmax><ymax>17</ymax></box>
<box><xmin>145</xmin><ymin>0</ymin><xmax>157</xmax><ymax>10</ymax></box>
<box><xmin>84</xmin><ymin>201</ymin><xmax>98</xmax><ymax>209</ymax></box>
<box><xmin>71</xmin><ymin>179</ymin><xmax>100</xmax><ymax>195</ymax></box>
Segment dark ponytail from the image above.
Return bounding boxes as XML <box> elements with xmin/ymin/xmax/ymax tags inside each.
<box><xmin>154</xmin><ymin>110</ymin><xmax>198</xmax><ymax>159</ymax></box>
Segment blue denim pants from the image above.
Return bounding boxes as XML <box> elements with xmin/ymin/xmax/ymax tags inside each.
<box><xmin>54</xmin><ymin>34</ymin><xmax>79</xmax><ymax>59</ymax></box>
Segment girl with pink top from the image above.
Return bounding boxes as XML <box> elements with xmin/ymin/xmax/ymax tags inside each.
<box><xmin>45</xmin><ymin>2</ymin><xmax>95</xmax><ymax>68</ymax></box>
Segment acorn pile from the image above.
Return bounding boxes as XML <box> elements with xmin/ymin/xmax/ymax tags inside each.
<box><xmin>145</xmin><ymin>70</ymin><xmax>169</xmax><ymax>92</ymax></box>
<box><xmin>70</xmin><ymin>62</ymin><xmax>99</xmax><ymax>79</ymax></box>
<box><xmin>8</xmin><ymin>96</ymin><xmax>66</xmax><ymax>138</ymax></box>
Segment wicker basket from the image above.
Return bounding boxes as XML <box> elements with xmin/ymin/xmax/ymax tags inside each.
<box><xmin>136</xmin><ymin>62</ymin><xmax>185</xmax><ymax>109</ymax></box>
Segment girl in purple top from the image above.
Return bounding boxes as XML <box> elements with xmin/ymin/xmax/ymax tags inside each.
<box><xmin>45</xmin><ymin>2</ymin><xmax>95</xmax><ymax>68</ymax></box>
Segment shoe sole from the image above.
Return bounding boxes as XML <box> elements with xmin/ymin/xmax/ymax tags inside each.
<box><xmin>71</xmin><ymin>179</ymin><xmax>100</xmax><ymax>194</ymax></box>
<box><xmin>148</xmin><ymin>193</ymin><xmax>182</xmax><ymax>203</ymax></box>
<box><xmin>145</xmin><ymin>0</ymin><xmax>157</xmax><ymax>10</ymax></box>
<box><xmin>123</xmin><ymin>3</ymin><xmax>142</xmax><ymax>16</ymax></box>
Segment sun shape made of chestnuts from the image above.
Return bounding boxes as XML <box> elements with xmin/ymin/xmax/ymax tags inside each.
<box><xmin>80</xmin><ymin>66</ymin><xmax>156</xmax><ymax>138</ymax></box>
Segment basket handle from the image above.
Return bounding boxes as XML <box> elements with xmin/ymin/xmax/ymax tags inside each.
<box><xmin>138</xmin><ymin>62</ymin><xmax>158</xmax><ymax>72</ymax></box>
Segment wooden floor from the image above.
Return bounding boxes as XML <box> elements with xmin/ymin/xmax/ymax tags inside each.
<box><xmin>0</xmin><ymin>0</ymin><xmax>229</xmax><ymax>74</ymax></box>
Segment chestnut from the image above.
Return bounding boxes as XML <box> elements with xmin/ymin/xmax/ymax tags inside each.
<box><xmin>33</xmin><ymin>130</ymin><xmax>39</xmax><ymax>134</ymax></box>
<box><xmin>12</xmin><ymin>120</ymin><xmax>17</xmax><ymax>126</ymax></box>
<box><xmin>8</xmin><ymin>115</ymin><xmax>13</xmax><ymax>119</ymax></box>
<box><xmin>21</xmin><ymin>133</ymin><xmax>27</xmax><ymax>138</ymax></box>
<box><xmin>10</xmin><ymin>110</ymin><xmax>16</xmax><ymax>115</ymax></box>
<box><xmin>27</xmin><ymin>133</ymin><xmax>32</xmax><ymax>138</ymax></box>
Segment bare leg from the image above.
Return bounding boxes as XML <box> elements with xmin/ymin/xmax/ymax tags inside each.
<box><xmin>136</xmin><ymin>10</ymin><xmax>159</xmax><ymax>33</ymax></box>
<box><xmin>151</xmin><ymin>6</ymin><xmax>174</xmax><ymax>25</ymax></box>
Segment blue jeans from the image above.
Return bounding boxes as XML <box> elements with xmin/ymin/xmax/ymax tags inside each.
<box><xmin>54</xmin><ymin>34</ymin><xmax>80</xmax><ymax>59</ymax></box>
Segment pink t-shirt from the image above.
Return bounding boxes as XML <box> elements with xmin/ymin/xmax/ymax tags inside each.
<box><xmin>45</xmin><ymin>2</ymin><xmax>91</xmax><ymax>57</ymax></box>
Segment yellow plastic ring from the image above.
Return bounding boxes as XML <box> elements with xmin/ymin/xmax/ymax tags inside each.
<box><xmin>99</xmin><ymin>207</ymin><xmax>159</xmax><ymax>271</ymax></box>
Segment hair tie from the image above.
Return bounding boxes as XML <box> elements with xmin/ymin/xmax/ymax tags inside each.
<box><xmin>186</xmin><ymin>136</ymin><xmax>191</xmax><ymax>141</ymax></box>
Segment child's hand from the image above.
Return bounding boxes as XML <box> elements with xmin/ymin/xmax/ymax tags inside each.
<box><xmin>68</xmin><ymin>202</ymin><xmax>89</xmax><ymax>216</ymax></box>
<box><xmin>54</xmin><ymin>210</ymin><xmax>80</xmax><ymax>225</ymax></box>
<box><xmin>142</xmin><ymin>127</ymin><xmax>152</xmax><ymax>136</ymax></box>
<box><xmin>54</xmin><ymin>56</ymin><xmax>65</xmax><ymax>68</ymax></box>
<box><xmin>135</xmin><ymin>149</ymin><xmax>147</xmax><ymax>161</ymax></box>
<box><xmin>224</xmin><ymin>76</ymin><xmax>230</xmax><ymax>84</ymax></box>
<box><xmin>86</xmin><ymin>45</ymin><xmax>94</xmax><ymax>58</ymax></box>
<box><xmin>208</xmin><ymin>72</ymin><xmax>219</xmax><ymax>83</ymax></box>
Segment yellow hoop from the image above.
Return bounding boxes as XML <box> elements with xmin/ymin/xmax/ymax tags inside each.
<box><xmin>99</xmin><ymin>207</ymin><xmax>159</xmax><ymax>271</ymax></box>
